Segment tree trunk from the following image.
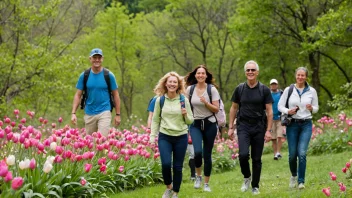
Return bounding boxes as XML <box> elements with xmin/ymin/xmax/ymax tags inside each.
<box><xmin>308</xmin><ymin>52</ymin><xmax>320</xmax><ymax>93</ymax></box>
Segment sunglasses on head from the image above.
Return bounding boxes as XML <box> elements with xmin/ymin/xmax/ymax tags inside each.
<box><xmin>246</xmin><ymin>69</ymin><xmax>256</xmax><ymax>72</ymax></box>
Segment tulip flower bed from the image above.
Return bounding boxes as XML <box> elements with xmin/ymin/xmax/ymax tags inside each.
<box><xmin>309</xmin><ymin>112</ymin><xmax>352</xmax><ymax>155</ymax></box>
<box><xmin>0</xmin><ymin>110</ymin><xmax>163</xmax><ymax>197</ymax></box>
<box><xmin>322</xmin><ymin>159</ymin><xmax>352</xmax><ymax>197</ymax></box>
<box><xmin>0</xmin><ymin>110</ymin><xmax>240</xmax><ymax>197</ymax></box>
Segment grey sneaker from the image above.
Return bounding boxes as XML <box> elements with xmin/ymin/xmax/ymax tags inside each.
<box><xmin>194</xmin><ymin>176</ymin><xmax>202</xmax><ymax>189</ymax></box>
<box><xmin>241</xmin><ymin>176</ymin><xmax>251</xmax><ymax>192</ymax></box>
<box><xmin>204</xmin><ymin>183</ymin><xmax>211</xmax><ymax>192</ymax></box>
<box><xmin>252</xmin><ymin>187</ymin><xmax>260</xmax><ymax>195</ymax></box>
<box><xmin>289</xmin><ymin>176</ymin><xmax>297</xmax><ymax>188</ymax></box>
<box><xmin>162</xmin><ymin>189</ymin><xmax>173</xmax><ymax>198</ymax></box>
<box><xmin>190</xmin><ymin>177</ymin><xmax>196</xmax><ymax>182</ymax></box>
<box><xmin>298</xmin><ymin>183</ymin><xmax>305</xmax><ymax>189</ymax></box>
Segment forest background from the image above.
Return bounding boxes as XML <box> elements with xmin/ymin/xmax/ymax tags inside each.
<box><xmin>1</xmin><ymin>0</ymin><xmax>352</xmax><ymax>128</ymax></box>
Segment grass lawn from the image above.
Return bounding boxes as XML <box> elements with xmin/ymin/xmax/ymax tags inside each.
<box><xmin>110</xmin><ymin>151</ymin><xmax>351</xmax><ymax>198</ymax></box>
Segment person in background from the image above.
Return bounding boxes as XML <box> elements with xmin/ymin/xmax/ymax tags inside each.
<box><xmin>278</xmin><ymin>67</ymin><xmax>319</xmax><ymax>190</ymax></box>
<box><xmin>71</xmin><ymin>48</ymin><xmax>121</xmax><ymax>136</ymax></box>
<box><xmin>269</xmin><ymin>79</ymin><xmax>285</xmax><ymax>160</ymax></box>
<box><xmin>150</xmin><ymin>72</ymin><xmax>194</xmax><ymax>198</ymax></box>
<box><xmin>228</xmin><ymin>60</ymin><xmax>273</xmax><ymax>195</ymax></box>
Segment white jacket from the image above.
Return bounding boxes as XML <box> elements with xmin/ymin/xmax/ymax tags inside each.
<box><xmin>278</xmin><ymin>84</ymin><xmax>319</xmax><ymax>119</ymax></box>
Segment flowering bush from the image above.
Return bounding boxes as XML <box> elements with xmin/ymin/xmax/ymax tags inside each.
<box><xmin>322</xmin><ymin>159</ymin><xmax>352</xmax><ymax>197</ymax></box>
<box><xmin>211</xmin><ymin>136</ymin><xmax>238</xmax><ymax>173</ymax></box>
<box><xmin>0</xmin><ymin>110</ymin><xmax>162</xmax><ymax>197</ymax></box>
<box><xmin>309</xmin><ymin>112</ymin><xmax>352</xmax><ymax>155</ymax></box>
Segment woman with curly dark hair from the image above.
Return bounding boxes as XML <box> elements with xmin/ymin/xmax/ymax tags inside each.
<box><xmin>184</xmin><ymin>65</ymin><xmax>220</xmax><ymax>192</ymax></box>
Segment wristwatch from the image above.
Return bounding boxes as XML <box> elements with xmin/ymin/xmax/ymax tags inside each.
<box><xmin>267</xmin><ymin>130</ymin><xmax>273</xmax><ymax>133</ymax></box>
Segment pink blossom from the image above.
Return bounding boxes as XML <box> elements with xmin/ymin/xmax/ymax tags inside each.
<box><xmin>100</xmin><ymin>164</ymin><xmax>107</xmax><ymax>173</ymax></box>
<box><xmin>55</xmin><ymin>146</ymin><xmax>64</xmax><ymax>155</ymax></box>
<box><xmin>5</xmin><ymin>118</ymin><xmax>11</xmax><ymax>124</ymax></box>
<box><xmin>11</xmin><ymin>122</ymin><xmax>16</xmax><ymax>127</ymax></box>
<box><xmin>20</xmin><ymin>118</ymin><xmax>26</xmax><ymax>124</ymax></box>
<box><xmin>11</xmin><ymin>177</ymin><xmax>24</xmax><ymax>190</ymax></box>
<box><xmin>80</xmin><ymin>178</ymin><xmax>87</xmax><ymax>186</ymax></box>
<box><xmin>0</xmin><ymin>130</ymin><xmax>4</xmax><ymax>138</ymax></box>
<box><xmin>119</xmin><ymin>165</ymin><xmax>124</xmax><ymax>173</ymax></box>
<box><xmin>98</xmin><ymin>157</ymin><xmax>106</xmax><ymax>165</ymax></box>
<box><xmin>342</xmin><ymin>167</ymin><xmax>347</xmax><ymax>173</ymax></box>
<box><xmin>84</xmin><ymin>164</ymin><xmax>92</xmax><ymax>173</ymax></box>
<box><xmin>322</xmin><ymin>187</ymin><xmax>331</xmax><ymax>197</ymax></box>
<box><xmin>4</xmin><ymin>171</ymin><xmax>13</xmax><ymax>182</ymax></box>
<box><xmin>58</xmin><ymin>117</ymin><xmax>63</xmax><ymax>123</ymax></box>
<box><xmin>29</xmin><ymin>158</ymin><xmax>36</xmax><ymax>170</ymax></box>
<box><xmin>54</xmin><ymin>155</ymin><xmax>63</xmax><ymax>163</ymax></box>
<box><xmin>37</xmin><ymin>143</ymin><xmax>44</xmax><ymax>151</ymax></box>
<box><xmin>154</xmin><ymin>153</ymin><xmax>160</xmax><ymax>159</ymax></box>
<box><xmin>346</xmin><ymin>162</ymin><xmax>350</xmax><ymax>168</ymax></box>
<box><xmin>14</xmin><ymin>109</ymin><xmax>19</xmax><ymax>115</ymax></box>
<box><xmin>0</xmin><ymin>161</ymin><xmax>9</xmax><ymax>177</ymax></box>
<box><xmin>339</xmin><ymin>183</ymin><xmax>346</xmax><ymax>192</ymax></box>
<box><xmin>330</xmin><ymin>174</ymin><xmax>337</xmax><ymax>181</ymax></box>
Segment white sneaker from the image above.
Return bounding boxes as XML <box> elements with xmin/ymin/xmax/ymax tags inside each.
<box><xmin>298</xmin><ymin>183</ymin><xmax>305</xmax><ymax>189</ymax></box>
<box><xmin>241</xmin><ymin>176</ymin><xmax>251</xmax><ymax>192</ymax></box>
<box><xmin>289</xmin><ymin>176</ymin><xmax>297</xmax><ymax>188</ymax></box>
<box><xmin>162</xmin><ymin>189</ymin><xmax>173</xmax><ymax>198</ymax></box>
<box><xmin>204</xmin><ymin>183</ymin><xmax>211</xmax><ymax>192</ymax></box>
<box><xmin>252</xmin><ymin>187</ymin><xmax>260</xmax><ymax>195</ymax></box>
<box><xmin>194</xmin><ymin>176</ymin><xmax>202</xmax><ymax>189</ymax></box>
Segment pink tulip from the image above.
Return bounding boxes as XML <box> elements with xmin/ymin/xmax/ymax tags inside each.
<box><xmin>346</xmin><ymin>162</ymin><xmax>351</xmax><ymax>168</ymax></box>
<box><xmin>37</xmin><ymin>143</ymin><xmax>44</xmax><ymax>151</ymax></box>
<box><xmin>58</xmin><ymin>117</ymin><xmax>63</xmax><ymax>123</ymax></box>
<box><xmin>54</xmin><ymin>155</ymin><xmax>63</xmax><ymax>163</ymax></box>
<box><xmin>339</xmin><ymin>183</ymin><xmax>346</xmax><ymax>192</ymax></box>
<box><xmin>11</xmin><ymin>177</ymin><xmax>24</xmax><ymax>190</ymax></box>
<box><xmin>29</xmin><ymin>158</ymin><xmax>36</xmax><ymax>170</ymax></box>
<box><xmin>14</xmin><ymin>109</ymin><xmax>19</xmax><ymax>115</ymax></box>
<box><xmin>0</xmin><ymin>161</ymin><xmax>9</xmax><ymax>177</ymax></box>
<box><xmin>55</xmin><ymin>146</ymin><xmax>64</xmax><ymax>155</ymax></box>
<box><xmin>342</xmin><ymin>167</ymin><xmax>347</xmax><ymax>173</ymax></box>
<box><xmin>100</xmin><ymin>164</ymin><xmax>107</xmax><ymax>173</ymax></box>
<box><xmin>80</xmin><ymin>178</ymin><xmax>87</xmax><ymax>186</ymax></box>
<box><xmin>124</xmin><ymin>155</ymin><xmax>130</xmax><ymax>161</ymax></box>
<box><xmin>84</xmin><ymin>164</ymin><xmax>92</xmax><ymax>173</ymax></box>
<box><xmin>0</xmin><ymin>121</ymin><xmax>3</xmax><ymax>127</ymax></box>
<box><xmin>322</xmin><ymin>187</ymin><xmax>331</xmax><ymax>197</ymax></box>
<box><xmin>20</xmin><ymin>118</ymin><xmax>26</xmax><ymax>124</ymax></box>
<box><xmin>0</xmin><ymin>130</ymin><xmax>4</xmax><ymax>138</ymax></box>
<box><xmin>119</xmin><ymin>165</ymin><xmax>124</xmax><ymax>173</ymax></box>
<box><xmin>98</xmin><ymin>157</ymin><xmax>106</xmax><ymax>165</ymax></box>
<box><xmin>5</xmin><ymin>118</ymin><xmax>11</xmax><ymax>124</ymax></box>
<box><xmin>4</xmin><ymin>171</ymin><xmax>13</xmax><ymax>182</ymax></box>
<box><xmin>11</xmin><ymin>122</ymin><xmax>16</xmax><ymax>127</ymax></box>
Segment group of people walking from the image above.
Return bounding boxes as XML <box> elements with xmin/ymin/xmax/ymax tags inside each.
<box><xmin>72</xmin><ymin>48</ymin><xmax>319</xmax><ymax>197</ymax></box>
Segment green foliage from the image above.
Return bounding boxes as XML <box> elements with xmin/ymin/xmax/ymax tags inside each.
<box><xmin>309</xmin><ymin>129</ymin><xmax>352</xmax><ymax>155</ymax></box>
<box><xmin>328</xmin><ymin>83</ymin><xmax>352</xmax><ymax>110</ymax></box>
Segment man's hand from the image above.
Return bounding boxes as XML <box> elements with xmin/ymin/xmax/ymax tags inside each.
<box><xmin>71</xmin><ymin>114</ymin><xmax>77</xmax><ymax>125</ymax></box>
<box><xmin>114</xmin><ymin>115</ymin><xmax>121</xmax><ymax>126</ymax></box>
<box><xmin>228</xmin><ymin>128</ymin><xmax>235</xmax><ymax>140</ymax></box>
<box><xmin>264</xmin><ymin>131</ymin><xmax>272</xmax><ymax>142</ymax></box>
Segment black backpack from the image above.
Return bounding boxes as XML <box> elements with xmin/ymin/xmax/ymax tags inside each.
<box><xmin>237</xmin><ymin>82</ymin><xmax>267</xmax><ymax>118</ymax></box>
<box><xmin>80</xmin><ymin>68</ymin><xmax>115</xmax><ymax>112</ymax></box>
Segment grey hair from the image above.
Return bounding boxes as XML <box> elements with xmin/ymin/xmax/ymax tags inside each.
<box><xmin>295</xmin><ymin>67</ymin><xmax>308</xmax><ymax>76</ymax></box>
<box><xmin>244</xmin><ymin>60</ymin><xmax>259</xmax><ymax>72</ymax></box>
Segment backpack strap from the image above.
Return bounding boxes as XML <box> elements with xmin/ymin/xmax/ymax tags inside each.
<box><xmin>206</xmin><ymin>84</ymin><xmax>212</xmax><ymax>102</ymax></box>
<box><xmin>189</xmin><ymin>84</ymin><xmax>196</xmax><ymax>112</ymax></box>
<box><xmin>238</xmin><ymin>83</ymin><xmax>245</xmax><ymax>109</ymax></box>
<box><xmin>103</xmin><ymin>68</ymin><xmax>111</xmax><ymax>93</ymax></box>
<box><xmin>159</xmin><ymin>95</ymin><xmax>166</xmax><ymax>118</ymax></box>
<box><xmin>80</xmin><ymin>68</ymin><xmax>91</xmax><ymax>109</ymax></box>
<box><xmin>285</xmin><ymin>84</ymin><xmax>295</xmax><ymax>108</ymax></box>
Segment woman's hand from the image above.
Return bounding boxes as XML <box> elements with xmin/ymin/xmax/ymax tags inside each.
<box><xmin>306</xmin><ymin>104</ymin><xmax>313</xmax><ymax>112</ymax></box>
<box><xmin>181</xmin><ymin>108</ymin><xmax>187</xmax><ymax>116</ymax></box>
<box><xmin>200</xmin><ymin>96</ymin><xmax>207</xmax><ymax>104</ymax></box>
<box><xmin>288</xmin><ymin>106</ymin><xmax>299</xmax><ymax>115</ymax></box>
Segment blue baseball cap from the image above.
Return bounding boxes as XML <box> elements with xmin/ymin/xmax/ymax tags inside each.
<box><xmin>89</xmin><ymin>48</ymin><xmax>103</xmax><ymax>57</ymax></box>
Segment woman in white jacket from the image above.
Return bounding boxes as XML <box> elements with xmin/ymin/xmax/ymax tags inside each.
<box><xmin>278</xmin><ymin>67</ymin><xmax>319</xmax><ymax>190</ymax></box>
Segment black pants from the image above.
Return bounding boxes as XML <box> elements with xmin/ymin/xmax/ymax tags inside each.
<box><xmin>237</xmin><ymin>120</ymin><xmax>265</xmax><ymax>189</ymax></box>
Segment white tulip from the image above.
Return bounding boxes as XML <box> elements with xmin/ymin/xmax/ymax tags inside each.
<box><xmin>50</xmin><ymin>142</ymin><xmax>57</xmax><ymax>150</ymax></box>
<box><xmin>18</xmin><ymin>159</ymin><xmax>30</xmax><ymax>170</ymax></box>
<box><xmin>43</xmin><ymin>162</ymin><xmax>53</xmax><ymax>173</ymax></box>
<box><xmin>46</xmin><ymin>156</ymin><xmax>55</xmax><ymax>164</ymax></box>
<box><xmin>6</xmin><ymin>155</ymin><xmax>15</xmax><ymax>166</ymax></box>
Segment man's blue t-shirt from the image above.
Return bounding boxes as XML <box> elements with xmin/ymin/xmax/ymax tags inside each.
<box><xmin>271</xmin><ymin>91</ymin><xmax>282</xmax><ymax>120</ymax></box>
<box><xmin>76</xmin><ymin>68</ymin><xmax>118</xmax><ymax>115</ymax></box>
<box><xmin>147</xmin><ymin>97</ymin><xmax>157</xmax><ymax>112</ymax></box>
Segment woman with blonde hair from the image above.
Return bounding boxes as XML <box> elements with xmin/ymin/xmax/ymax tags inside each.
<box><xmin>184</xmin><ymin>65</ymin><xmax>220</xmax><ymax>192</ymax></box>
<box><xmin>150</xmin><ymin>71</ymin><xmax>194</xmax><ymax>198</ymax></box>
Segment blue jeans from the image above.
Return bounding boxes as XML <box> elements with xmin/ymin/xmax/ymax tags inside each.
<box><xmin>286</xmin><ymin>120</ymin><xmax>312</xmax><ymax>184</ymax></box>
<box><xmin>190</xmin><ymin>120</ymin><xmax>217</xmax><ymax>177</ymax></box>
<box><xmin>158</xmin><ymin>133</ymin><xmax>188</xmax><ymax>193</ymax></box>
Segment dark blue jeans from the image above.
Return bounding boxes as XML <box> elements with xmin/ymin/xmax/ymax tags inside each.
<box><xmin>237</xmin><ymin>121</ymin><xmax>266</xmax><ymax>189</ymax></box>
<box><xmin>190</xmin><ymin>120</ymin><xmax>218</xmax><ymax>177</ymax></box>
<box><xmin>286</xmin><ymin>120</ymin><xmax>312</xmax><ymax>184</ymax></box>
<box><xmin>158</xmin><ymin>132</ymin><xmax>188</xmax><ymax>193</ymax></box>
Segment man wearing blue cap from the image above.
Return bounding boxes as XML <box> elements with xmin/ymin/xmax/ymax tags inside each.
<box><xmin>71</xmin><ymin>48</ymin><xmax>121</xmax><ymax>136</ymax></box>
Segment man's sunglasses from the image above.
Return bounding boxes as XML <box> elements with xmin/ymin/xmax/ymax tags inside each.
<box><xmin>246</xmin><ymin>69</ymin><xmax>257</xmax><ymax>72</ymax></box>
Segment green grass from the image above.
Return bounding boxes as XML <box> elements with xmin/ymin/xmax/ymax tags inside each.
<box><xmin>109</xmin><ymin>151</ymin><xmax>351</xmax><ymax>198</ymax></box>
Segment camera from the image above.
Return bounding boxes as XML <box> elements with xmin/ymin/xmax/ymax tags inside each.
<box><xmin>281</xmin><ymin>114</ymin><xmax>292</xmax><ymax>126</ymax></box>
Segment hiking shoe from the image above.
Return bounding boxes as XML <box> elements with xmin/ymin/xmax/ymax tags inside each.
<box><xmin>298</xmin><ymin>183</ymin><xmax>305</xmax><ymax>189</ymax></box>
<box><xmin>277</xmin><ymin>153</ymin><xmax>282</xmax><ymax>159</ymax></box>
<box><xmin>194</xmin><ymin>176</ymin><xmax>202</xmax><ymax>189</ymax></box>
<box><xmin>241</xmin><ymin>176</ymin><xmax>251</xmax><ymax>192</ymax></box>
<box><xmin>190</xmin><ymin>177</ymin><xmax>196</xmax><ymax>182</ymax></box>
<box><xmin>252</xmin><ymin>187</ymin><xmax>260</xmax><ymax>195</ymax></box>
<box><xmin>289</xmin><ymin>176</ymin><xmax>297</xmax><ymax>188</ymax></box>
<box><xmin>204</xmin><ymin>183</ymin><xmax>211</xmax><ymax>192</ymax></box>
<box><xmin>274</xmin><ymin>156</ymin><xmax>278</xmax><ymax>160</ymax></box>
<box><xmin>162</xmin><ymin>189</ymin><xmax>173</xmax><ymax>198</ymax></box>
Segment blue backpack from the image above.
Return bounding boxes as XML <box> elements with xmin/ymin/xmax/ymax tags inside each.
<box><xmin>159</xmin><ymin>94</ymin><xmax>186</xmax><ymax>117</ymax></box>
